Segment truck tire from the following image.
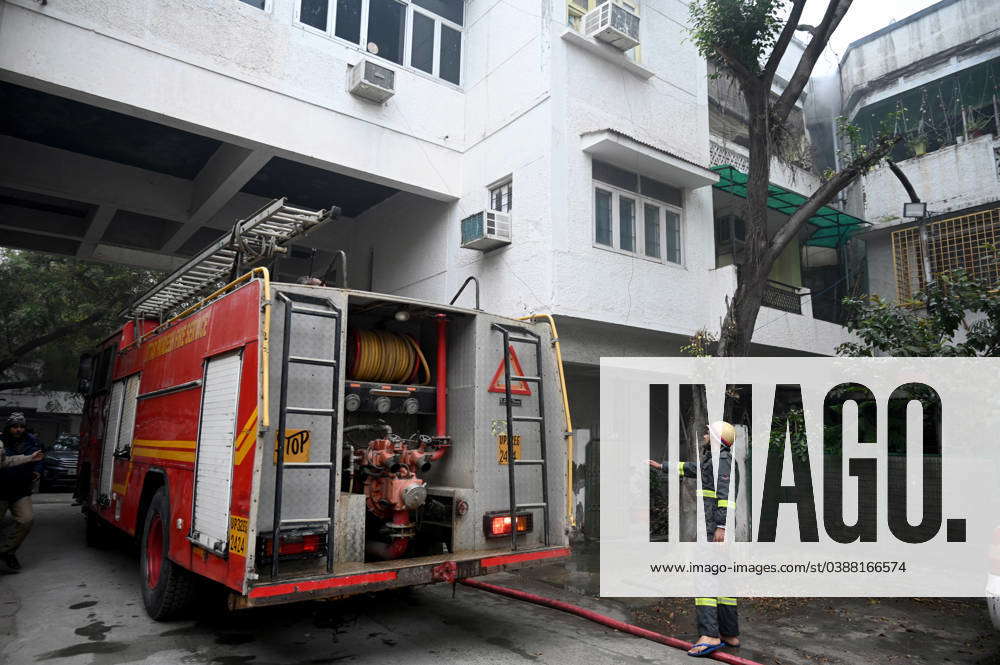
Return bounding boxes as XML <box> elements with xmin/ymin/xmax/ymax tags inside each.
<box><xmin>140</xmin><ymin>487</ymin><xmax>195</xmax><ymax>621</ymax></box>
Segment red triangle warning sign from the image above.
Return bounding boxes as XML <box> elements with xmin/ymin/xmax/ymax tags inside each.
<box><xmin>488</xmin><ymin>346</ymin><xmax>533</xmax><ymax>395</ymax></box>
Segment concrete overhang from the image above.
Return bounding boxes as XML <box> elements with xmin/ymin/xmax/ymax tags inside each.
<box><xmin>581</xmin><ymin>130</ymin><xmax>719</xmax><ymax>189</ymax></box>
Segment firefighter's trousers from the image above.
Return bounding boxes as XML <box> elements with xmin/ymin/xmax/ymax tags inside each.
<box><xmin>694</xmin><ymin>527</ymin><xmax>738</xmax><ymax>638</ymax></box>
<box><xmin>0</xmin><ymin>496</ymin><xmax>33</xmax><ymax>554</ymax></box>
<box><xmin>695</xmin><ymin>596</ymin><xmax>738</xmax><ymax>638</ymax></box>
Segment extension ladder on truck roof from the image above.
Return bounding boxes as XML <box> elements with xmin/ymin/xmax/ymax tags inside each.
<box><xmin>127</xmin><ymin>198</ymin><xmax>338</xmax><ymax>321</ymax></box>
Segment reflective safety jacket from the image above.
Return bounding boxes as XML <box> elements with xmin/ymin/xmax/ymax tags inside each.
<box><xmin>673</xmin><ymin>444</ymin><xmax>737</xmax><ymax>534</ymax></box>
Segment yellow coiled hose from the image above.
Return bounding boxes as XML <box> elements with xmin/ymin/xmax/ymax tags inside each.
<box><xmin>349</xmin><ymin>329</ymin><xmax>430</xmax><ymax>385</ymax></box>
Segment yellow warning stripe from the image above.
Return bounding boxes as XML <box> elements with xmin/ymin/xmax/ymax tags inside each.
<box><xmin>233</xmin><ymin>408</ymin><xmax>259</xmax><ymax>466</ymax></box>
<box><xmin>112</xmin><ymin>460</ymin><xmax>133</xmax><ymax>495</ymax></box>
<box><xmin>132</xmin><ymin>446</ymin><xmax>196</xmax><ymax>462</ymax></box>
<box><xmin>127</xmin><ymin>407</ymin><xmax>257</xmax><ymax>466</ymax></box>
<box><xmin>133</xmin><ymin>439</ymin><xmax>197</xmax><ymax>450</ymax></box>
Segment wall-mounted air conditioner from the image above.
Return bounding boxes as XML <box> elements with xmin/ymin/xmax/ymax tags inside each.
<box><xmin>583</xmin><ymin>0</ymin><xmax>640</xmax><ymax>51</ymax></box>
<box><xmin>461</xmin><ymin>210</ymin><xmax>511</xmax><ymax>251</ymax></box>
<box><xmin>348</xmin><ymin>60</ymin><xmax>395</xmax><ymax>103</ymax></box>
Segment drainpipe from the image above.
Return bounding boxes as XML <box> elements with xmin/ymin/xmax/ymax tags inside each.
<box><xmin>435</xmin><ymin>314</ymin><xmax>448</xmax><ymax>438</ymax></box>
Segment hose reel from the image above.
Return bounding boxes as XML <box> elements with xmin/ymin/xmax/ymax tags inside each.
<box><xmin>347</xmin><ymin>329</ymin><xmax>431</xmax><ymax>385</ymax></box>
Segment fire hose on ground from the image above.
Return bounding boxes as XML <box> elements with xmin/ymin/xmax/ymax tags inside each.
<box><xmin>458</xmin><ymin>579</ymin><xmax>767</xmax><ymax>665</ymax></box>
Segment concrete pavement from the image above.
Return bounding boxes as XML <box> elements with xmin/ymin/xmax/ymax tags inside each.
<box><xmin>1</xmin><ymin>497</ymin><xmax>692</xmax><ymax>665</ymax></box>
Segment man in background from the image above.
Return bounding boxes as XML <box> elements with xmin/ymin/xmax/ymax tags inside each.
<box><xmin>0</xmin><ymin>412</ymin><xmax>44</xmax><ymax>572</ymax></box>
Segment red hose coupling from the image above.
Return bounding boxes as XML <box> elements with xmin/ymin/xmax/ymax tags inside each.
<box><xmin>432</xmin><ymin>560</ymin><xmax>458</xmax><ymax>584</ymax></box>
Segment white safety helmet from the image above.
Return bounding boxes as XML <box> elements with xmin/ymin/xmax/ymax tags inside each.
<box><xmin>708</xmin><ymin>421</ymin><xmax>736</xmax><ymax>447</ymax></box>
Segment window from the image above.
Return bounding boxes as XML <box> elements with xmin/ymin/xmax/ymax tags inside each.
<box><xmin>665</xmin><ymin>210</ymin><xmax>681</xmax><ymax>264</ymax></box>
<box><xmin>619</xmin><ymin>196</ymin><xmax>635</xmax><ymax>252</ymax></box>
<box><xmin>335</xmin><ymin>0</ymin><xmax>362</xmax><ymax>42</ymax></box>
<box><xmin>439</xmin><ymin>24</ymin><xmax>462</xmax><ymax>85</ymax></box>
<box><xmin>300</xmin><ymin>0</ymin><xmax>328</xmax><ymax>29</ymax></box>
<box><xmin>239</xmin><ymin>0</ymin><xmax>267</xmax><ymax>8</ymax></box>
<box><xmin>592</xmin><ymin>160</ymin><xmax>683</xmax><ymax>264</ymax></box>
<box><xmin>567</xmin><ymin>0</ymin><xmax>587</xmax><ymax>28</ymax></box>
<box><xmin>595</xmin><ymin>189</ymin><xmax>612</xmax><ymax>246</ymax></box>
<box><xmin>298</xmin><ymin>0</ymin><xmax>463</xmax><ymax>84</ymax></box>
<box><xmin>367</xmin><ymin>0</ymin><xmax>406</xmax><ymax>64</ymax></box>
<box><xmin>411</xmin><ymin>12</ymin><xmax>435</xmax><ymax>73</ymax></box>
<box><xmin>489</xmin><ymin>179</ymin><xmax>513</xmax><ymax>213</ymax></box>
<box><xmin>643</xmin><ymin>203</ymin><xmax>660</xmax><ymax>258</ymax></box>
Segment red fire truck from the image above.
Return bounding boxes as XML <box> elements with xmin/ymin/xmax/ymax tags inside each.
<box><xmin>76</xmin><ymin>199</ymin><xmax>572</xmax><ymax>620</ymax></box>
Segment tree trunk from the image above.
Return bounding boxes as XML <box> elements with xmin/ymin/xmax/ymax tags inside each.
<box><xmin>717</xmin><ymin>87</ymin><xmax>774</xmax><ymax>357</ymax></box>
<box><xmin>680</xmin><ymin>384</ymin><xmax>706</xmax><ymax>541</ymax></box>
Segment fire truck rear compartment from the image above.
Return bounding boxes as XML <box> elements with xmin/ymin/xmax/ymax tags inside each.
<box><xmin>253</xmin><ymin>286</ymin><xmax>567</xmax><ymax>584</ymax></box>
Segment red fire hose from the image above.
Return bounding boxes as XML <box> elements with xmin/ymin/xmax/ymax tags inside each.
<box><xmin>459</xmin><ymin>579</ymin><xmax>767</xmax><ymax>665</ymax></box>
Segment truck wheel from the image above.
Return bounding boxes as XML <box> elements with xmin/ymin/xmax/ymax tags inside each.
<box><xmin>85</xmin><ymin>510</ymin><xmax>114</xmax><ymax>549</ymax></box>
<box><xmin>140</xmin><ymin>488</ymin><xmax>195</xmax><ymax>621</ymax></box>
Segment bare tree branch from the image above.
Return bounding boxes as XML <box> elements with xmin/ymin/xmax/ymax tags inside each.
<box><xmin>766</xmin><ymin>136</ymin><xmax>902</xmax><ymax>265</ymax></box>
<box><xmin>762</xmin><ymin>0</ymin><xmax>807</xmax><ymax>86</ymax></box>
<box><xmin>0</xmin><ymin>310</ymin><xmax>104</xmax><ymax>375</ymax></box>
<box><xmin>772</xmin><ymin>0</ymin><xmax>852</xmax><ymax>126</ymax></box>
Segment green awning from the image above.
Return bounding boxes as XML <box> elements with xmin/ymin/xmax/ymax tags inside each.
<box><xmin>711</xmin><ymin>165</ymin><xmax>870</xmax><ymax>248</ymax></box>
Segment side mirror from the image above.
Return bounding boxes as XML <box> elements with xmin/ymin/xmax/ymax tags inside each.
<box><xmin>77</xmin><ymin>354</ymin><xmax>94</xmax><ymax>395</ymax></box>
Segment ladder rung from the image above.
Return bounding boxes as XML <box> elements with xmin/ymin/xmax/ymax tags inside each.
<box><xmin>290</xmin><ymin>307</ymin><xmax>340</xmax><ymax>319</ymax></box>
<box><xmin>286</xmin><ymin>406</ymin><xmax>336</xmax><ymax>416</ymax></box>
<box><xmin>510</xmin><ymin>375</ymin><xmax>540</xmax><ymax>383</ymax></box>
<box><xmin>514</xmin><ymin>459</ymin><xmax>545</xmax><ymax>466</ymax></box>
<box><xmin>279</xmin><ymin>517</ymin><xmax>331</xmax><ymax>525</ymax></box>
<box><xmin>282</xmin><ymin>462</ymin><xmax>333</xmax><ymax>469</ymax></box>
<box><xmin>288</xmin><ymin>355</ymin><xmax>337</xmax><ymax>367</ymax></box>
<box><xmin>507</xmin><ymin>335</ymin><xmax>538</xmax><ymax>345</ymax></box>
<box><xmin>512</xmin><ymin>415</ymin><xmax>543</xmax><ymax>423</ymax></box>
<box><xmin>516</xmin><ymin>503</ymin><xmax>547</xmax><ymax>510</ymax></box>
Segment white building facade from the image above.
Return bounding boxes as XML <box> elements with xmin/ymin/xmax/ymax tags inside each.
<box><xmin>1</xmin><ymin>0</ymin><xmax>854</xmax><ymax>526</ymax></box>
<box><xmin>834</xmin><ymin>0</ymin><xmax>1000</xmax><ymax>302</ymax></box>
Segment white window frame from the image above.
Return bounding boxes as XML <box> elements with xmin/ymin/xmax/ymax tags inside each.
<box><xmin>237</xmin><ymin>0</ymin><xmax>271</xmax><ymax>12</ymax></box>
<box><xmin>295</xmin><ymin>0</ymin><xmax>463</xmax><ymax>86</ymax></box>
<box><xmin>591</xmin><ymin>183</ymin><xmax>684</xmax><ymax>266</ymax></box>
<box><xmin>488</xmin><ymin>176</ymin><xmax>513</xmax><ymax>213</ymax></box>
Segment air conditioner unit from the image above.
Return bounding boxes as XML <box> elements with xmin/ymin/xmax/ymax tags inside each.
<box><xmin>348</xmin><ymin>59</ymin><xmax>395</xmax><ymax>103</ymax></box>
<box><xmin>583</xmin><ymin>0</ymin><xmax>640</xmax><ymax>51</ymax></box>
<box><xmin>461</xmin><ymin>210</ymin><xmax>512</xmax><ymax>251</ymax></box>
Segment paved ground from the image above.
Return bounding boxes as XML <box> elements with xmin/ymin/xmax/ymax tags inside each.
<box><xmin>520</xmin><ymin>542</ymin><xmax>1000</xmax><ymax>665</ymax></box>
<box><xmin>1</xmin><ymin>496</ymin><xmax>690</xmax><ymax>665</ymax></box>
<box><xmin>5</xmin><ymin>496</ymin><xmax>999</xmax><ymax>664</ymax></box>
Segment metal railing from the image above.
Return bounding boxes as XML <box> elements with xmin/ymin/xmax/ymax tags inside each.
<box><xmin>762</xmin><ymin>279</ymin><xmax>803</xmax><ymax>315</ymax></box>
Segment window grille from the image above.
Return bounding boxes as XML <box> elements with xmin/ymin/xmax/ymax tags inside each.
<box><xmin>891</xmin><ymin>207</ymin><xmax>1000</xmax><ymax>301</ymax></box>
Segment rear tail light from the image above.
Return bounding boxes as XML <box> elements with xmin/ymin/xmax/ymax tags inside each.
<box><xmin>261</xmin><ymin>532</ymin><xmax>326</xmax><ymax>559</ymax></box>
<box><xmin>484</xmin><ymin>512</ymin><xmax>533</xmax><ymax>538</ymax></box>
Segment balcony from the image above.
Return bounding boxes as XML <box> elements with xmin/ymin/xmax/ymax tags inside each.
<box><xmin>762</xmin><ymin>279</ymin><xmax>803</xmax><ymax>315</ymax></box>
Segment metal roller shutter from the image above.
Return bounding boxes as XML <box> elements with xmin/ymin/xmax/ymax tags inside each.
<box><xmin>99</xmin><ymin>380</ymin><xmax>126</xmax><ymax>497</ymax></box>
<box><xmin>117</xmin><ymin>374</ymin><xmax>141</xmax><ymax>453</ymax></box>
<box><xmin>192</xmin><ymin>351</ymin><xmax>242</xmax><ymax>553</ymax></box>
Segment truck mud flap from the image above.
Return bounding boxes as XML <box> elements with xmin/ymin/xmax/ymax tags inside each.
<box><xmin>240</xmin><ymin>546</ymin><xmax>570</xmax><ymax>608</ymax></box>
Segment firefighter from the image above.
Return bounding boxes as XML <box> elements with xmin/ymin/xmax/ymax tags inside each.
<box><xmin>0</xmin><ymin>412</ymin><xmax>44</xmax><ymax>572</ymax></box>
<box><xmin>648</xmin><ymin>420</ymin><xmax>739</xmax><ymax>657</ymax></box>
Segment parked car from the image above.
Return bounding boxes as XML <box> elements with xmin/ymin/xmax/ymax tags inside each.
<box><xmin>41</xmin><ymin>434</ymin><xmax>79</xmax><ymax>493</ymax></box>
